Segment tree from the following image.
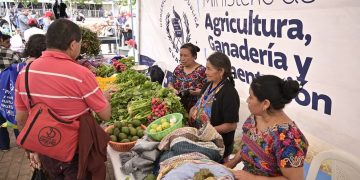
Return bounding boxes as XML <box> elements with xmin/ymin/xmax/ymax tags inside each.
<box><xmin>116</xmin><ymin>0</ymin><xmax>136</xmax><ymax>6</ymax></box>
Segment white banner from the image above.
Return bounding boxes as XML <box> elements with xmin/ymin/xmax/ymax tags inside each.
<box><xmin>140</xmin><ymin>0</ymin><xmax>360</xmax><ymax>156</ymax></box>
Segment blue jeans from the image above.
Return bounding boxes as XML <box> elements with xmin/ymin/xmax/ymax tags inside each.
<box><xmin>0</xmin><ymin>114</ymin><xmax>19</xmax><ymax>150</ymax></box>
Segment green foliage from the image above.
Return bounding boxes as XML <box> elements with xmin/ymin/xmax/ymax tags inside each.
<box><xmin>96</xmin><ymin>65</ymin><xmax>115</xmax><ymax>77</ymax></box>
<box><xmin>119</xmin><ymin>56</ymin><xmax>135</xmax><ymax>69</ymax></box>
<box><xmin>109</xmin><ymin>70</ymin><xmax>186</xmax><ymax>125</ymax></box>
<box><xmin>80</xmin><ymin>27</ymin><xmax>101</xmax><ymax>56</ymax></box>
<box><xmin>116</xmin><ymin>0</ymin><xmax>136</xmax><ymax>6</ymax></box>
<box><xmin>65</xmin><ymin>0</ymin><xmax>89</xmax><ymax>4</ymax></box>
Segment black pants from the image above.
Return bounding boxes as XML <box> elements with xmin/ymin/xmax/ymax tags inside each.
<box><xmin>0</xmin><ymin>114</ymin><xmax>19</xmax><ymax>150</ymax></box>
<box><xmin>39</xmin><ymin>154</ymin><xmax>90</xmax><ymax>180</ymax></box>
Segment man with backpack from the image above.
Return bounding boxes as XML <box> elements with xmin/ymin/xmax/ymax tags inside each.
<box><xmin>15</xmin><ymin>19</ymin><xmax>112</xmax><ymax>179</ymax></box>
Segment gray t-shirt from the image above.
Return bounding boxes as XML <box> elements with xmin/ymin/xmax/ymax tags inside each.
<box><xmin>17</xmin><ymin>13</ymin><xmax>30</xmax><ymax>33</ymax></box>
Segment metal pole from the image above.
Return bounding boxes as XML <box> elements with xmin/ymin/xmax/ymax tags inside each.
<box><xmin>128</xmin><ymin>0</ymin><xmax>135</xmax><ymax>59</ymax></box>
<box><xmin>42</xmin><ymin>2</ymin><xmax>45</xmax><ymax>15</ymax></box>
<box><xmin>4</xmin><ymin>1</ymin><xmax>13</xmax><ymax>34</ymax></box>
<box><xmin>135</xmin><ymin>0</ymin><xmax>140</xmax><ymax>63</ymax></box>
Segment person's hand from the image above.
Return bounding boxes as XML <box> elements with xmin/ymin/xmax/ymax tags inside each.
<box><xmin>189</xmin><ymin>88</ymin><xmax>201</xmax><ymax>96</ymax></box>
<box><xmin>103</xmin><ymin>85</ymin><xmax>118</xmax><ymax>100</ymax></box>
<box><xmin>169</xmin><ymin>87</ymin><xmax>179</xmax><ymax>95</ymax></box>
<box><xmin>29</xmin><ymin>152</ymin><xmax>41</xmax><ymax>169</ymax></box>
<box><xmin>233</xmin><ymin>170</ymin><xmax>256</xmax><ymax>180</ymax></box>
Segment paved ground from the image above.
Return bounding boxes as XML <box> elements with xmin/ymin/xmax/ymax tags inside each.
<box><xmin>0</xmin><ymin>128</ymin><xmax>115</xmax><ymax>180</ymax></box>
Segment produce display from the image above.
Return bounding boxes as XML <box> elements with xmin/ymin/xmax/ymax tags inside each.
<box><xmin>96</xmin><ymin>56</ymin><xmax>135</xmax><ymax>77</ymax></box>
<box><xmin>148</xmin><ymin>115</ymin><xmax>177</xmax><ymax>133</ymax></box>
<box><xmin>96</xmin><ymin>57</ymin><xmax>185</xmax><ymax>153</ymax></box>
<box><xmin>116</xmin><ymin>56</ymin><xmax>135</xmax><ymax>69</ymax></box>
<box><xmin>149</xmin><ymin>98</ymin><xmax>168</xmax><ymax>122</ymax></box>
<box><xmin>109</xmin><ymin>70</ymin><xmax>186</xmax><ymax>126</ymax></box>
<box><xmin>146</xmin><ymin>113</ymin><xmax>183</xmax><ymax>141</ymax></box>
<box><xmin>96</xmin><ymin>64</ymin><xmax>115</xmax><ymax>77</ymax></box>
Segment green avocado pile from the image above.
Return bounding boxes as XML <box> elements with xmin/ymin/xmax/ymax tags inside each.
<box><xmin>107</xmin><ymin>120</ymin><xmax>144</xmax><ymax>143</ymax></box>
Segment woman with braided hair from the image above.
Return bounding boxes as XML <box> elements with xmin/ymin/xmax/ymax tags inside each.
<box><xmin>189</xmin><ymin>51</ymin><xmax>240</xmax><ymax>161</ymax></box>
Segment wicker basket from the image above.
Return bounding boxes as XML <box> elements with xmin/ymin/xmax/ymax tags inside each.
<box><xmin>105</xmin><ymin>124</ymin><xmax>146</xmax><ymax>152</ymax></box>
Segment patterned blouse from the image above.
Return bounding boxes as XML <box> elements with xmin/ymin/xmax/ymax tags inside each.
<box><xmin>239</xmin><ymin>116</ymin><xmax>308</xmax><ymax>177</ymax></box>
<box><xmin>171</xmin><ymin>64</ymin><xmax>206</xmax><ymax>111</ymax></box>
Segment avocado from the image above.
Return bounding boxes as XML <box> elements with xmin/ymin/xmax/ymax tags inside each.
<box><xmin>132</xmin><ymin>120</ymin><xmax>141</xmax><ymax>127</ymax></box>
<box><xmin>114</xmin><ymin>121</ymin><xmax>122</xmax><ymax>129</ymax></box>
<box><xmin>118</xmin><ymin>133</ymin><xmax>127</xmax><ymax>140</ymax></box>
<box><xmin>121</xmin><ymin>127</ymin><xmax>130</xmax><ymax>135</ymax></box>
<box><xmin>113</xmin><ymin>128</ymin><xmax>121</xmax><ymax>136</ymax></box>
<box><xmin>144</xmin><ymin>174</ymin><xmax>156</xmax><ymax>180</ymax></box>
<box><xmin>131</xmin><ymin>136</ymin><xmax>139</xmax><ymax>141</ymax></box>
<box><xmin>107</xmin><ymin>127</ymin><xmax>114</xmax><ymax>135</ymax></box>
<box><xmin>110</xmin><ymin>135</ymin><xmax>117</xmax><ymax>142</ymax></box>
<box><xmin>137</xmin><ymin>130</ymin><xmax>144</xmax><ymax>138</ymax></box>
<box><xmin>136</xmin><ymin>126</ymin><xmax>143</xmax><ymax>131</ymax></box>
<box><xmin>129</xmin><ymin>127</ymin><xmax>137</xmax><ymax>136</ymax></box>
<box><xmin>120</xmin><ymin>121</ymin><xmax>128</xmax><ymax>127</ymax></box>
<box><xmin>121</xmin><ymin>139</ymin><xmax>130</xmax><ymax>143</ymax></box>
<box><xmin>127</xmin><ymin>124</ymin><xmax>134</xmax><ymax>128</ymax></box>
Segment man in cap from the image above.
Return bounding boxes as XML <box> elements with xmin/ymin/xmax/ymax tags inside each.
<box><xmin>24</xmin><ymin>18</ymin><xmax>45</xmax><ymax>42</ymax></box>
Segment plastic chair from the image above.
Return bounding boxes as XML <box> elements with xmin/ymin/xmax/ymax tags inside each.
<box><xmin>306</xmin><ymin>149</ymin><xmax>360</xmax><ymax>180</ymax></box>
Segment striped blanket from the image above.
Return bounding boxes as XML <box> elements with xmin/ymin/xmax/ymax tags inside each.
<box><xmin>157</xmin><ymin>123</ymin><xmax>225</xmax><ymax>178</ymax></box>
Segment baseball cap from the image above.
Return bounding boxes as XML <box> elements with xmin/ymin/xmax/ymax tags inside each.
<box><xmin>44</xmin><ymin>11</ymin><xmax>53</xmax><ymax>18</ymax></box>
<box><xmin>28</xmin><ymin>18</ymin><xmax>37</xmax><ymax>26</ymax></box>
<box><xmin>127</xmin><ymin>39</ymin><xmax>136</xmax><ymax>47</ymax></box>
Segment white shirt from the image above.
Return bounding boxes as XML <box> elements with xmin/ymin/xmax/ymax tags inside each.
<box><xmin>24</xmin><ymin>27</ymin><xmax>45</xmax><ymax>42</ymax></box>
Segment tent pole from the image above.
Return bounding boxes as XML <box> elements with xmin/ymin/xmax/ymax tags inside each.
<box><xmin>136</xmin><ymin>0</ymin><xmax>140</xmax><ymax>63</ymax></box>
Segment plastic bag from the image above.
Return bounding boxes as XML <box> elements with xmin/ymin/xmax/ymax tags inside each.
<box><xmin>0</xmin><ymin>63</ymin><xmax>26</xmax><ymax>125</ymax></box>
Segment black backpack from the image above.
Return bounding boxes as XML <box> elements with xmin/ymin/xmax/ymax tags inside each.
<box><xmin>149</xmin><ymin>65</ymin><xmax>165</xmax><ymax>85</ymax></box>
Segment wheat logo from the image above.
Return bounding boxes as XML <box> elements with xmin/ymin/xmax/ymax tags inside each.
<box><xmin>166</xmin><ymin>6</ymin><xmax>191</xmax><ymax>55</ymax></box>
<box><xmin>160</xmin><ymin>0</ymin><xmax>199</xmax><ymax>63</ymax></box>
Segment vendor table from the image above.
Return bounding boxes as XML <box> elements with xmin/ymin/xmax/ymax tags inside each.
<box><xmin>98</xmin><ymin>36</ymin><xmax>118</xmax><ymax>54</ymax></box>
<box><xmin>107</xmin><ymin>145</ymin><xmax>245</xmax><ymax>180</ymax></box>
<box><xmin>107</xmin><ymin>145</ymin><xmax>135</xmax><ymax>180</ymax></box>
<box><xmin>99</xmin><ymin>36</ymin><xmax>117</xmax><ymax>44</ymax></box>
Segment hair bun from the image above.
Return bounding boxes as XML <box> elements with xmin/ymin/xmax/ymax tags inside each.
<box><xmin>281</xmin><ymin>80</ymin><xmax>300</xmax><ymax>101</ymax></box>
<box><xmin>195</xmin><ymin>45</ymin><xmax>200</xmax><ymax>52</ymax></box>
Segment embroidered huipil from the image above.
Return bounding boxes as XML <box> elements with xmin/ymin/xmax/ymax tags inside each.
<box><xmin>239</xmin><ymin>116</ymin><xmax>308</xmax><ymax>177</ymax></box>
<box><xmin>171</xmin><ymin>64</ymin><xmax>206</xmax><ymax>111</ymax></box>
